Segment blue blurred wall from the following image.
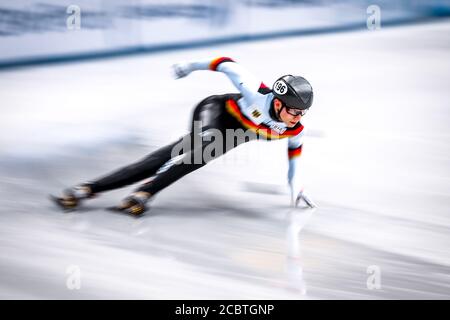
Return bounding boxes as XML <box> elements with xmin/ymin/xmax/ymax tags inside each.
<box><xmin>0</xmin><ymin>0</ymin><xmax>449</xmax><ymax>69</ymax></box>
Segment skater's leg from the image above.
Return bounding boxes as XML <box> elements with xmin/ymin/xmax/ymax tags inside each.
<box><xmin>89</xmin><ymin>137</ymin><xmax>185</xmax><ymax>193</ymax></box>
<box><xmin>114</xmin><ymin>142</ymin><xmax>220</xmax><ymax>216</ymax></box>
<box><xmin>136</xmin><ymin>150</ymin><xmax>207</xmax><ymax>196</ymax></box>
<box><xmin>110</xmin><ymin>94</ymin><xmax>251</xmax><ymax>215</ymax></box>
<box><xmin>90</xmin><ymin>94</ymin><xmax>234</xmax><ymax>195</ymax></box>
<box><xmin>52</xmin><ymin>137</ymin><xmax>185</xmax><ymax>210</ymax></box>
<box><xmin>135</xmin><ymin>95</ymin><xmax>241</xmax><ymax>196</ymax></box>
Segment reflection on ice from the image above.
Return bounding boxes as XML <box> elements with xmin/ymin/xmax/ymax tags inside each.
<box><xmin>285</xmin><ymin>208</ymin><xmax>317</xmax><ymax>295</ymax></box>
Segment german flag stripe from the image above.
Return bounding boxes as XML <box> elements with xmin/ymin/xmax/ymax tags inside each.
<box><xmin>209</xmin><ymin>57</ymin><xmax>235</xmax><ymax>71</ymax></box>
<box><xmin>288</xmin><ymin>145</ymin><xmax>302</xmax><ymax>159</ymax></box>
<box><xmin>226</xmin><ymin>99</ymin><xmax>259</xmax><ymax>131</ymax></box>
<box><xmin>225</xmin><ymin>99</ymin><xmax>303</xmax><ymax>139</ymax></box>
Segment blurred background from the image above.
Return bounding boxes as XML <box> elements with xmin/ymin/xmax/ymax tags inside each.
<box><xmin>0</xmin><ymin>0</ymin><xmax>449</xmax><ymax>299</ymax></box>
<box><xmin>1</xmin><ymin>0</ymin><xmax>450</xmax><ymax>67</ymax></box>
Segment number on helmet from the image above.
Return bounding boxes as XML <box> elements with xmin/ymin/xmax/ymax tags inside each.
<box><xmin>274</xmin><ymin>80</ymin><xmax>287</xmax><ymax>95</ymax></box>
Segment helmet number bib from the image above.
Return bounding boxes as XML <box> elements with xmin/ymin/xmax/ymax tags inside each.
<box><xmin>273</xmin><ymin>80</ymin><xmax>287</xmax><ymax>95</ymax></box>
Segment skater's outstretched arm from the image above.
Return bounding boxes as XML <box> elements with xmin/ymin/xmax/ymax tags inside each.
<box><xmin>287</xmin><ymin>130</ymin><xmax>305</xmax><ymax>205</ymax></box>
<box><xmin>172</xmin><ymin>57</ymin><xmax>262</xmax><ymax>104</ymax></box>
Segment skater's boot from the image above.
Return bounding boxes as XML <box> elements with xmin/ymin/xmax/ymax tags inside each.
<box><xmin>112</xmin><ymin>191</ymin><xmax>151</xmax><ymax>217</ymax></box>
<box><xmin>51</xmin><ymin>184</ymin><xmax>95</xmax><ymax>211</ymax></box>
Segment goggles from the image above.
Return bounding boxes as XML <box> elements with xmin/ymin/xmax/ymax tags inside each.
<box><xmin>284</xmin><ymin>105</ymin><xmax>308</xmax><ymax>117</ymax></box>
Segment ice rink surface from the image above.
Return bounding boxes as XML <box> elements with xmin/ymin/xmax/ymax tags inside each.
<box><xmin>0</xmin><ymin>20</ymin><xmax>449</xmax><ymax>299</ymax></box>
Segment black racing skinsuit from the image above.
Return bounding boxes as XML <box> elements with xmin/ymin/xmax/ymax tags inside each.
<box><xmin>88</xmin><ymin>94</ymin><xmax>253</xmax><ymax>196</ymax></box>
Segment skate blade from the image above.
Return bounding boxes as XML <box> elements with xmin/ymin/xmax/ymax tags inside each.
<box><xmin>49</xmin><ymin>195</ymin><xmax>76</xmax><ymax>212</ymax></box>
<box><xmin>106</xmin><ymin>205</ymin><xmax>145</xmax><ymax>218</ymax></box>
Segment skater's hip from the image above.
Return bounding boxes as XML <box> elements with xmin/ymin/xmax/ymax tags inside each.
<box><xmin>191</xmin><ymin>93</ymin><xmax>245</xmax><ymax>132</ymax></box>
